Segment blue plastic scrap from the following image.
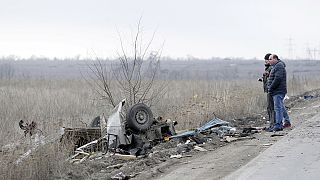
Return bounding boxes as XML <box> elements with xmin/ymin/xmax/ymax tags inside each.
<box><xmin>196</xmin><ymin>118</ymin><xmax>229</xmax><ymax>132</ymax></box>
<box><xmin>171</xmin><ymin>118</ymin><xmax>229</xmax><ymax>139</ymax></box>
<box><xmin>304</xmin><ymin>95</ymin><xmax>314</xmax><ymax>100</ymax></box>
<box><xmin>171</xmin><ymin>130</ymin><xmax>196</xmax><ymax>138</ymax></box>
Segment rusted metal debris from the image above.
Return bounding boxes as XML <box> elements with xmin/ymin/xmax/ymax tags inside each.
<box><xmin>19</xmin><ymin>120</ymin><xmax>40</xmax><ymax>137</ymax></box>
<box><xmin>61</xmin><ymin>127</ymin><xmax>101</xmax><ymax>150</ymax></box>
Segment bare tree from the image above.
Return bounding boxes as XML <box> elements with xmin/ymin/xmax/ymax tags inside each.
<box><xmin>85</xmin><ymin>21</ymin><xmax>166</xmax><ymax>108</ymax></box>
<box><xmin>84</xmin><ymin>59</ymin><xmax>117</xmax><ymax>107</ymax></box>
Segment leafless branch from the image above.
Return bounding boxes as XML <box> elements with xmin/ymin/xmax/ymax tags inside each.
<box><xmin>85</xmin><ymin>20</ymin><xmax>167</xmax><ymax>108</ymax></box>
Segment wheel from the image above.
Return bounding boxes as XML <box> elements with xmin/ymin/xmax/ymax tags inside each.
<box><xmin>126</xmin><ymin>103</ymin><xmax>153</xmax><ymax>132</ymax></box>
<box><xmin>90</xmin><ymin>116</ymin><xmax>100</xmax><ymax>127</ymax></box>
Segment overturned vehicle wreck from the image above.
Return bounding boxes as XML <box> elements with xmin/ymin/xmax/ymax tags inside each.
<box><xmin>61</xmin><ymin>99</ymin><xmax>177</xmax><ymax>157</ymax></box>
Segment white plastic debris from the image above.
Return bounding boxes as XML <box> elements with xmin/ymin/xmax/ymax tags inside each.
<box><xmin>194</xmin><ymin>146</ymin><xmax>208</xmax><ymax>152</ymax></box>
<box><xmin>170</xmin><ymin>154</ymin><xmax>183</xmax><ymax>159</ymax></box>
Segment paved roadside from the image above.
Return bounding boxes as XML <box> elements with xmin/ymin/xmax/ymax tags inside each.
<box><xmin>224</xmin><ymin>112</ymin><xmax>320</xmax><ymax>180</ymax></box>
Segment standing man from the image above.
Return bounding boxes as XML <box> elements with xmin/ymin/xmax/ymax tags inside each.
<box><xmin>259</xmin><ymin>53</ymin><xmax>275</xmax><ymax>129</ymax></box>
<box><xmin>267</xmin><ymin>54</ymin><xmax>291</xmax><ymax>131</ymax></box>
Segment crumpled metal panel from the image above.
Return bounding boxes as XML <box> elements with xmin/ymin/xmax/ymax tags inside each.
<box><xmin>171</xmin><ymin>118</ymin><xmax>230</xmax><ymax>139</ymax></box>
<box><xmin>197</xmin><ymin>118</ymin><xmax>229</xmax><ymax>132</ymax></box>
<box><xmin>105</xmin><ymin>99</ymin><xmax>131</xmax><ymax>145</ymax></box>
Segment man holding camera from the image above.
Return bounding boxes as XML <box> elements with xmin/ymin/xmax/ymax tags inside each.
<box><xmin>259</xmin><ymin>53</ymin><xmax>275</xmax><ymax>129</ymax></box>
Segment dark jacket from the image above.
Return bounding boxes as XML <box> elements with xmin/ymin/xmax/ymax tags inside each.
<box><xmin>267</xmin><ymin>60</ymin><xmax>287</xmax><ymax>96</ymax></box>
<box><xmin>262</xmin><ymin>64</ymin><xmax>272</xmax><ymax>93</ymax></box>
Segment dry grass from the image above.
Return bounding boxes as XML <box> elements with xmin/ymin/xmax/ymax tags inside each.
<box><xmin>0</xmin><ymin>79</ymin><xmax>104</xmax><ymax>145</ymax></box>
<box><xmin>0</xmin><ymin>75</ymin><xmax>319</xmax><ymax>179</ymax></box>
<box><xmin>0</xmin><ymin>79</ymin><xmax>103</xmax><ymax>179</ymax></box>
<box><xmin>155</xmin><ymin>80</ymin><xmax>265</xmax><ymax>130</ymax></box>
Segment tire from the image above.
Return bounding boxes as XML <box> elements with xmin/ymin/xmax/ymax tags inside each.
<box><xmin>90</xmin><ymin>116</ymin><xmax>100</xmax><ymax>127</ymax></box>
<box><xmin>126</xmin><ymin>103</ymin><xmax>154</xmax><ymax>132</ymax></box>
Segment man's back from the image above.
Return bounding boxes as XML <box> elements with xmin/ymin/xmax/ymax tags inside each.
<box><xmin>268</xmin><ymin>60</ymin><xmax>287</xmax><ymax>96</ymax></box>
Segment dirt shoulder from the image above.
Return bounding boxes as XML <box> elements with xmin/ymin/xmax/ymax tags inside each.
<box><xmin>154</xmin><ymin>94</ymin><xmax>320</xmax><ymax>180</ymax></box>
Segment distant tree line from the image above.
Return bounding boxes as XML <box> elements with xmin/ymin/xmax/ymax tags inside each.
<box><xmin>0</xmin><ymin>63</ymin><xmax>15</xmax><ymax>80</ymax></box>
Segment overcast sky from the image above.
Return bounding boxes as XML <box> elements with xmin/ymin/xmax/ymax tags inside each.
<box><xmin>1</xmin><ymin>0</ymin><xmax>319</xmax><ymax>59</ymax></box>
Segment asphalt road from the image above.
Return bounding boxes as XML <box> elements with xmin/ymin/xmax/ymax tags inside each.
<box><xmin>224</xmin><ymin>113</ymin><xmax>320</xmax><ymax>180</ymax></box>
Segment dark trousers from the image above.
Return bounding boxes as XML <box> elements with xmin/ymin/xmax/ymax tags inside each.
<box><xmin>267</xmin><ymin>93</ymin><xmax>275</xmax><ymax>128</ymax></box>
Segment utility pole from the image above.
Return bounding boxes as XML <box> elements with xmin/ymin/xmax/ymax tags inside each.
<box><xmin>312</xmin><ymin>47</ymin><xmax>319</xmax><ymax>60</ymax></box>
<box><xmin>286</xmin><ymin>37</ymin><xmax>294</xmax><ymax>60</ymax></box>
<box><xmin>305</xmin><ymin>43</ymin><xmax>312</xmax><ymax>60</ymax></box>
<box><xmin>318</xmin><ymin>43</ymin><xmax>320</xmax><ymax>60</ymax></box>
<box><xmin>304</xmin><ymin>42</ymin><xmax>320</xmax><ymax>60</ymax></box>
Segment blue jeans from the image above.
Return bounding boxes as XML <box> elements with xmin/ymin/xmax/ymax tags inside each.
<box><xmin>283</xmin><ymin>104</ymin><xmax>291</xmax><ymax>124</ymax></box>
<box><xmin>273</xmin><ymin>94</ymin><xmax>290</xmax><ymax>129</ymax></box>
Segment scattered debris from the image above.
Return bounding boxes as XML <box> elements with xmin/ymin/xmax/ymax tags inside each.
<box><xmin>16</xmin><ymin>149</ymin><xmax>33</xmax><ymax>164</ymax></box>
<box><xmin>176</xmin><ymin>143</ymin><xmax>194</xmax><ymax>154</ymax></box>
<box><xmin>223</xmin><ymin>136</ymin><xmax>255</xmax><ymax>143</ymax></box>
<box><xmin>19</xmin><ymin>120</ymin><xmax>42</xmax><ymax>137</ymax></box>
<box><xmin>242</xmin><ymin>127</ymin><xmax>264</xmax><ymax>134</ymax></box>
<box><xmin>106</xmin><ymin>163</ymin><xmax>125</xmax><ymax>169</ymax></box>
<box><xmin>313</xmin><ymin>105</ymin><xmax>320</xmax><ymax>108</ymax></box>
<box><xmin>261</xmin><ymin>143</ymin><xmax>273</xmax><ymax>147</ymax></box>
<box><xmin>284</xmin><ymin>95</ymin><xmax>290</xmax><ymax>100</ymax></box>
<box><xmin>61</xmin><ymin>98</ymin><xmax>263</xmax><ymax>168</ymax></box>
<box><xmin>224</xmin><ymin>136</ymin><xmax>238</xmax><ymax>143</ymax></box>
<box><xmin>304</xmin><ymin>95</ymin><xmax>314</xmax><ymax>100</ymax></box>
<box><xmin>270</xmin><ymin>134</ymin><xmax>285</xmax><ymax>137</ymax></box>
<box><xmin>211</xmin><ymin>126</ymin><xmax>237</xmax><ymax>137</ymax></box>
<box><xmin>170</xmin><ymin>154</ymin><xmax>183</xmax><ymax>159</ymax></box>
<box><xmin>68</xmin><ymin>139</ymin><xmax>100</xmax><ymax>163</ymax></box>
<box><xmin>15</xmin><ymin>132</ymin><xmax>57</xmax><ymax>164</ymax></box>
<box><xmin>243</xmin><ymin>144</ymin><xmax>258</xmax><ymax>146</ymax></box>
<box><xmin>171</xmin><ymin>118</ymin><xmax>233</xmax><ymax>139</ymax></box>
<box><xmin>111</xmin><ymin>172</ymin><xmax>130</xmax><ymax>180</ymax></box>
<box><xmin>114</xmin><ymin>154</ymin><xmax>137</xmax><ymax>160</ymax></box>
<box><xmin>194</xmin><ymin>146</ymin><xmax>208</xmax><ymax>152</ymax></box>
<box><xmin>61</xmin><ymin>127</ymin><xmax>101</xmax><ymax>150</ymax></box>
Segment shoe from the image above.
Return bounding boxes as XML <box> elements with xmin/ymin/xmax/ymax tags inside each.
<box><xmin>274</xmin><ymin>127</ymin><xmax>283</xmax><ymax>131</ymax></box>
<box><xmin>265</xmin><ymin>127</ymin><xmax>274</xmax><ymax>132</ymax></box>
<box><xmin>283</xmin><ymin>122</ymin><xmax>291</xmax><ymax>128</ymax></box>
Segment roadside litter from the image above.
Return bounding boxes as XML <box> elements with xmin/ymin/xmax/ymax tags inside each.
<box><xmin>242</xmin><ymin>127</ymin><xmax>264</xmax><ymax>134</ymax></box>
<box><xmin>62</xmin><ymin>113</ymin><xmax>263</xmax><ymax>163</ymax></box>
<box><xmin>304</xmin><ymin>95</ymin><xmax>314</xmax><ymax>100</ymax></box>
<box><xmin>270</xmin><ymin>133</ymin><xmax>285</xmax><ymax>137</ymax></box>
<box><xmin>171</xmin><ymin>118</ymin><xmax>233</xmax><ymax>139</ymax></box>
<box><xmin>194</xmin><ymin>146</ymin><xmax>208</xmax><ymax>152</ymax></box>
<box><xmin>223</xmin><ymin>136</ymin><xmax>255</xmax><ymax>143</ymax></box>
<box><xmin>170</xmin><ymin>154</ymin><xmax>183</xmax><ymax>159</ymax></box>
